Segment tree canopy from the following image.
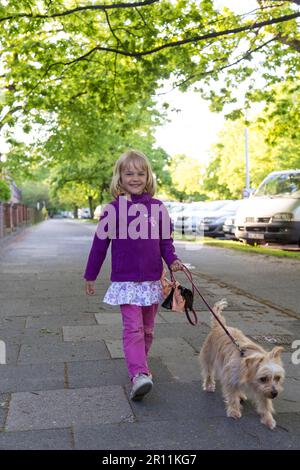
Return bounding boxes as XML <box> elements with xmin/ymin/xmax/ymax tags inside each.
<box><xmin>0</xmin><ymin>0</ymin><xmax>299</xmax><ymax>205</ymax></box>
<box><xmin>1</xmin><ymin>0</ymin><xmax>299</xmax><ymax>128</ymax></box>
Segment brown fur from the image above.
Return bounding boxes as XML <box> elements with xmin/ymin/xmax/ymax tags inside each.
<box><xmin>199</xmin><ymin>299</ymin><xmax>285</xmax><ymax>430</ymax></box>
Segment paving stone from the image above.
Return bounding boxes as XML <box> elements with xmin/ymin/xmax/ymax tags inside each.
<box><xmin>6</xmin><ymin>386</ymin><xmax>133</xmax><ymax>431</ymax></box>
<box><xmin>94</xmin><ymin>313</ymin><xmax>122</xmax><ymax>325</ymax></box>
<box><xmin>226</xmin><ymin>322</ymin><xmax>293</xmax><ymax>337</ymax></box>
<box><xmin>105</xmin><ymin>337</ymin><xmax>197</xmax><ymax>359</ymax></box>
<box><xmin>73</xmin><ymin>414</ymin><xmax>300</xmax><ymax>450</ymax></box>
<box><xmin>21</xmin><ymin>328</ymin><xmax>62</xmax><ymax>343</ymax></box>
<box><xmin>2</xmin><ymin>343</ymin><xmax>20</xmax><ymax>366</ymax></box>
<box><xmin>18</xmin><ymin>340</ymin><xmax>110</xmax><ymax>364</ymax></box>
<box><xmin>282</xmin><ymin>352</ymin><xmax>300</xmax><ymax>379</ymax></box>
<box><xmin>126</xmin><ymin>381</ymin><xmax>226</xmax><ymax>422</ymax></box>
<box><xmin>126</xmin><ymin>380</ymin><xmax>297</xmax><ymax>433</ymax></box>
<box><xmin>25</xmin><ymin>314</ymin><xmax>97</xmax><ymax>328</ymax></box>
<box><xmin>0</xmin><ymin>299</ymin><xmax>32</xmax><ymax>317</ymax></box>
<box><xmin>95</xmin><ymin>312</ymin><xmax>166</xmax><ymax>325</ymax></box>
<box><xmin>0</xmin><ymin>327</ymin><xmax>24</xmax><ymax>341</ymax></box>
<box><xmin>275</xmin><ymin>378</ymin><xmax>300</xmax><ymax>413</ymax></box>
<box><xmin>158</xmin><ymin>311</ymin><xmax>187</xmax><ymax>323</ymax></box>
<box><xmin>63</xmin><ymin>325</ymin><xmax>123</xmax><ymax>342</ymax></box>
<box><xmin>185</xmin><ymin>331</ymin><xmax>218</xmax><ymax>354</ymax></box>
<box><xmin>0</xmin><ymin>317</ymin><xmax>26</xmax><ymax>329</ymax></box>
<box><xmin>0</xmin><ymin>428</ymin><xmax>73</xmax><ymax>450</ymax></box>
<box><xmin>62</xmin><ymin>322</ymin><xmax>205</xmax><ymax>344</ymax></box>
<box><xmin>25</xmin><ymin>303</ymin><xmax>62</xmax><ymax>316</ymax></box>
<box><xmin>67</xmin><ymin>357</ymin><xmax>173</xmax><ymax>388</ymax></box>
<box><xmin>74</xmin><ymin>420</ymin><xmax>221</xmax><ymax>450</ymax></box>
<box><xmin>162</xmin><ymin>356</ymin><xmax>202</xmax><ymax>382</ymax></box>
<box><xmin>0</xmin><ymin>394</ymin><xmax>9</xmax><ymax>430</ymax></box>
<box><xmin>151</xmin><ymin>323</ymin><xmax>210</xmax><ymax>340</ymax></box>
<box><xmin>0</xmin><ymin>363</ymin><xmax>65</xmax><ymax>393</ymax></box>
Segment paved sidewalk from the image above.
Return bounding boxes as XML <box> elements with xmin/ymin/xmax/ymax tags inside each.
<box><xmin>0</xmin><ymin>219</ymin><xmax>299</xmax><ymax>450</ymax></box>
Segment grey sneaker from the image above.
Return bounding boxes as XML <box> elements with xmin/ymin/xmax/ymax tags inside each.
<box><xmin>130</xmin><ymin>374</ymin><xmax>153</xmax><ymax>401</ymax></box>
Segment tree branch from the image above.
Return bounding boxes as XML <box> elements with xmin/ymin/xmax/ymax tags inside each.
<box><xmin>277</xmin><ymin>33</ymin><xmax>300</xmax><ymax>51</ymax></box>
<box><xmin>167</xmin><ymin>36</ymin><xmax>279</xmax><ymax>93</ymax></box>
<box><xmin>0</xmin><ymin>105</ymin><xmax>23</xmax><ymax>130</ymax></box>
<box><xmin>103</xmin><ymin>9</ymin><xmax>125</xmax><ymax>49</ymax></box>
<box><xmin>0</xmin><ymin>1</ymin><xmax>159</xmax><ymax>22</ymax></box>
<box><xmin>47</xmin><ymin>11</ymin><xmax>300</xmax><ymax>66</ymax></box>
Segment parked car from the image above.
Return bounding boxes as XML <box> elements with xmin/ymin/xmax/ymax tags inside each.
<box><xmin>199</xmin><ymin>200</ymin><xmax>242</xmax><ymax>238</ymax></box>
<box><xmin>175</xmin><ymin>200</ymin><xmax>229</xmax><ymax>235</ymax></box>
<box><xmin>78</xmin><ymin>207</ymin><xmax>91</xmax><ymax>219</ymax></box>
<box><xmin>61</xmin><ymin>211</ymin><xmax>73</xmax><ymax>218</ymax></box>
<box><xmin>223</xmin><ymin>201</ymin><xmax>246</xmax><ymax>239</ymax></box>
<box><xmin>223</xmin><ymin>214</ymin><xmax>237</xmax><ymax>239</ymax></box>
<box><xmin>167</xmin><ymin>202</ymin><xmax>189</xmax><ymax>227</ymax></box>
<box><xmin>235</xmin><ymin>170</ymin><xmax>300</xmax><ymax>245</ymax></box>
<box><xmin>174</xmin><ymin>202</ymin><xmax>207</xmax><ymax>234</ymax></box>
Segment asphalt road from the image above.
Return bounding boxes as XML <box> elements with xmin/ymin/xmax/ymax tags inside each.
<box><xmin>174</xmin><ymin>240</ymin><xmax>300</xmax><ymax>318</ymax></box>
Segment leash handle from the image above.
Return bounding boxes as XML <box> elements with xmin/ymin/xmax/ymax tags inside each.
<box><xmin>168</xmin><ymin>268</ymin><xmax>197</xmax><ymax>325</ymax></box>
<box><xmin>184</xmin><ymin>306</ymin><xmax>198</xmax><ymax>326</ymax></box>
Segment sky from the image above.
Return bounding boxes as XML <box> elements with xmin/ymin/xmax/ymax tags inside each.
<box><xmin>154</xmin><ymin>0</ymin><xmax>259</xmax><ymax>163</ymax></box>
<box><xmin>154</xmin><ymin>88</ymin><xmax>225</xmax><ymax>164</ymax></box>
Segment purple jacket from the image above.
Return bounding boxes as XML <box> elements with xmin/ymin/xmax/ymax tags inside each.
<box><xmin>84</xmin><ymin>192</ymin><xmax>178</xmax><ymax>282</ymax></box>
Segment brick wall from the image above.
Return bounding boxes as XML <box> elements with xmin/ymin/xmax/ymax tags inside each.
<box><xmin>0</xmin><ymin>202</ymin><xmax>38</xmax><ymax>239</ymax></box>
<box><xmin>0</xmin><ymin>203</ymin><xmax>3</xmax><ymax>238</ymax></box>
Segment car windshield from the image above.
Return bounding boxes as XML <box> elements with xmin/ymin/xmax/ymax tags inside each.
<box><xmin>190</xmin><ymin>203</ymin><xmax>205</xmax><ymax>212</ymax></box>
<box><xmin>203</xmin><ymin>201</ymin><xmax>230</xmax><ymax>211</ymax></box>
<box><xmin>255</xmin><ymin>173</ymin><xmax>300</xmax><ymax>199</ymax></box>
<box><xmin>219</xmin><ymin>200</ymin><xmax>241</xmax><ymax>212</ymax></box>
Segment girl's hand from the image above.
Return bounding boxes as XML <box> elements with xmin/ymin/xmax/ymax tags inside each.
<box><xmin>85</xmin><ymin>281</ymin><xmax>95</xmax><ymax>295</ymax></box>
<box><xmin>170</xmin><ymin>259</ymin><xmax>184</xmax><ymax>272</ymax></box>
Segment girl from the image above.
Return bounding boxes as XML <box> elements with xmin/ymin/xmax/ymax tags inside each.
<box><xmin>84</xmin><ymin>149</ymin><xmax>183</xmax><ymax>401</ymax></box>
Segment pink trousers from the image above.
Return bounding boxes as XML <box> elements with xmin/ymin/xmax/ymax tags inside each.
<box><xmin>120</xmin><ymin>303</ymin><xmax>159</xmax><ymax>380</ymax></box>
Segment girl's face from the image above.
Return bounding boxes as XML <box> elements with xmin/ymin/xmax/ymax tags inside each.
<box><xmin>120</xmin><ymin>162</ymin><xmax>147</xmax><ymax>196</ymax></box>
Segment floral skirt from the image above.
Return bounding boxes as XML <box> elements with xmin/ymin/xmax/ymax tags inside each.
<box><xmin>103</xmin><ymin>280</ymin><xmax>164</xmax><ymax>306</ymax></box>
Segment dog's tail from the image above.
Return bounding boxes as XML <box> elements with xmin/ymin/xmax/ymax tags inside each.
<box><xmin>211</xmin><ymin>298</ymin><xmax>228</xmax><ymax>328</ymax></box>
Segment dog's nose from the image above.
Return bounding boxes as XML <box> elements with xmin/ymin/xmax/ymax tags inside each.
<box><xmin>271</xmin><ymin>390</ymin><xmax>278</xmax><ymax>399</ymax></box>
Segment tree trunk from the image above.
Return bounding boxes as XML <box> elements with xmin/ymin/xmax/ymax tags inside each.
<box><xmin>88</xmin><ymin>195</ymin><xmax>93</xmax><ymax>218</ymax></box>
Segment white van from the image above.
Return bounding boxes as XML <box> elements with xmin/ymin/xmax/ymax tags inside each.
<box><xmin>235</xmin><ymin>170</ymin><xmax>300</xmax><ymax>245</ymax></box>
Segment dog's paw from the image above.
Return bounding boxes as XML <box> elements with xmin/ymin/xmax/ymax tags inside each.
<box><xmin>227</xmin><ymin>408</ymin><xmax>242</xmax><ymax>419</ymax></box>
<box><xmin>261</xmin><ymin>415</ymin><xmax>276</xmax><ymax>430</ymax></box>
<box><xmin>203</xmin><ymin>382</ymin><xmax>216</xmax><ymax>393</ymax></box>
<box><xmin>240</xmin><ymin>393</ymin><xmax>247</xmax><ymax>403</ymax></box>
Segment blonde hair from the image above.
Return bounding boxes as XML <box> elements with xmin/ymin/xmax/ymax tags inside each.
<box><xmin>110</xmin><ymin>149</ymin><xmax>156</xmax><ymax>198</ymax></box>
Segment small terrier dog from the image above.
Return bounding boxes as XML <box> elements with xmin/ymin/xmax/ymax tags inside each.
<box><xmin>199</xmin><ymin>299</ymin><xmax>285</xmax><ymax>430</ymax></box>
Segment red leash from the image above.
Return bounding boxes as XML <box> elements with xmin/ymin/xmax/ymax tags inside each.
<box><xmin>178</xmin><ymin>265</ymin><xmax>245</xmax><ymax>357</ymax></box>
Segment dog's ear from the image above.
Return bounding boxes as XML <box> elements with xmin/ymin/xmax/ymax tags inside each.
<box><xmin>243</xmin><ymin>354</ymin><xmax>264</xmax><ymax>370</ymax></box>
<box><xmin>269</xmin><ymin>346</ymin><xmax>284</xmax><ymax>359</ymax></box>
<box><xmin>240</xmin><ymin>354</ymin><xmax>263</xmax><ymax>383</ymax></box>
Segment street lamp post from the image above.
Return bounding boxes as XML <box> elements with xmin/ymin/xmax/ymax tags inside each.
<box><xmin>244</xmin><ymin>124</ymin><xmax>250</xmax><ymax>192</ymax></box>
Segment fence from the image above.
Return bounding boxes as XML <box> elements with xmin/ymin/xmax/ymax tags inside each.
<box><xmin>0</xmin><ymin>202</ymin><xmax>43</xmax><ymax>239</ymax></box>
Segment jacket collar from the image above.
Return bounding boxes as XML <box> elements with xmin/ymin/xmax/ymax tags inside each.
<box><xmin>118</xmin><ymin>192</ymin><xmax>151</xmax><ymax>204</ymax></box>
